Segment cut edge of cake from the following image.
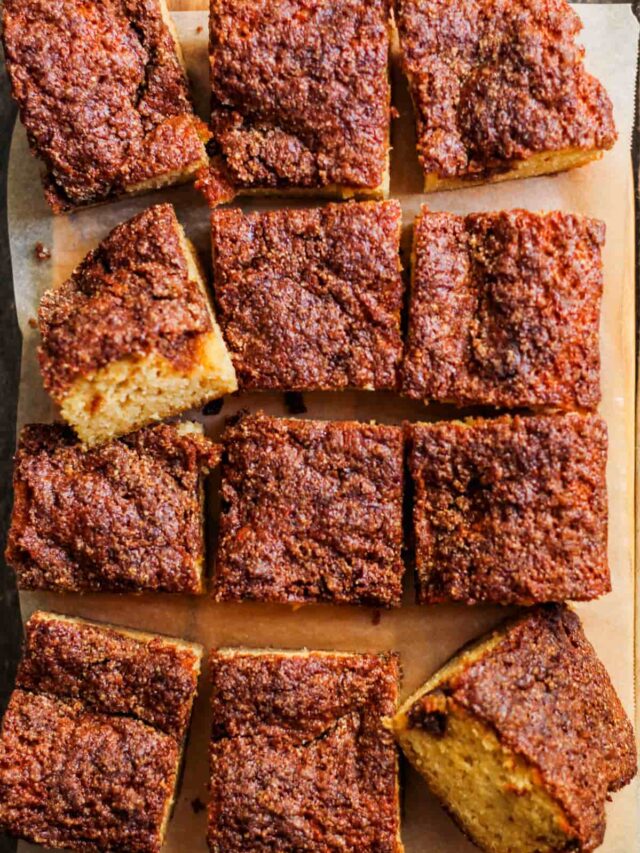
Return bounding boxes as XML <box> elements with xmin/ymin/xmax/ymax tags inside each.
<box><xmin>386</xmin><ymin>614</ymin><xmax>584</xmax><ymax>853</ymax></box>
<box><xmin>58</xmin><ymin>218</ymin><xmax>237</xmax><ymax>447</ymax></box>
<box><xmin>422</xmin><ymin>148</ymin><xmax>603</xmax><ymax>193</ymax></box>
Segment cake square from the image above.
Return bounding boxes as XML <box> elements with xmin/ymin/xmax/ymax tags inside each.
<box><xmin>2</xmin><ymin>0</ymin><xmax>209</xmax><ymax>212</ymax></box>
<box><xmin>5</xmin><ymin>421</ymin><xmax>219</xmax><ymax>593</ymax></box>
<box><xmin>408</xmin><ymin>412</ymin><xmax>610</xmax><ymax>605</ymax></box>
<box><xmin>208</xmin><ymin>649</ymin><xmax>401</xmax><ymax>852</ymax></box>
<box><xmin>214</xmin><ymin>412</ymin><xmax>405</xmax><ymax>606</ymax></box>
<box><xmin>38</xmin><ymin>204</ymin><xmax>237</xmax><ymax>445</ymax></box>
<box><xmin>389</xmin><ymin>605</ymin><xmax>636</xmax><ymax>852</ymax></box>
<box><xmin>402</xmin><ymin>208</ymin><xmax>604</xmax><ymax>410</ymax></box>
<box><xmin>212</xmin><ymin>201</ymin><xmax>403</xmax><ymax>391</ymax></box>
<box><xmin>394</xmin><ymin>0</ymin><xmax>617</xmax><ymax>191</ymax></box>
<box><xmin>0</xmin><ymin>611</ymin><xmax>202</xmax><ymax>853</ymax></box>
<box><xmin>205</xmin><ymin>0</ymin><xmax>392</xmax><ymax>201</ymax></box>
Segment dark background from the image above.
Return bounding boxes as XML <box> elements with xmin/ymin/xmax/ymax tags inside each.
<box><xmin>0</xmin><ymin>3</ymin><xmax>637</xmax><ymax>851</ymax></box>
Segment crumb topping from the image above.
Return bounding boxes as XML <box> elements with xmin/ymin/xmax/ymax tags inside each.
<box><xmin>2</xmin><ymin>0</ymin><xmax>208</xmax><ymax>211</ymax></box>
<box><xmin>408</xmin><ymin>413</ymin><xmax>610</xmax><ymax>604</ymax></box>
<box><xmin>214</xmin><ymin>412</ymin><xmax>405</xmax><ymax>606</ymax></box>
<box><xmin>395</xmin><ymin>0</ymin><xmax>617</xmax><ymax>180</ymax></box>
<box><xmin>207</xmin><ymin>0</ymin><xmax>391</xmax><ymax>191</ymax></box>
<box><xmin>422</xmin><ymin>605</ymin><xmax>637</xmax><ymax>850</ymax></box>
<box><xmin>212</xmin><ymin>201</ymin><xmax>403</xmax><ymax>391</ymax></box>
<box><xmin>18</xmin><ymin>614</ymin><xmax>200</xmax><ymax>740</ymax></box>
<box><xmin>5</xmin><ymin>422</ymin><xmax>219</xmax><ymax>593</ymax></box>
<box><xmin>208</xmin><ymin>651</ymin><xmax>400</xmax><ymax>852</ymax></box>
<box><xmin>402</xmin><ymin>208</ymin><xmax>604</xmax><ymax>409</ymax></box>
<box><xmin>38</xmin><ymin>205</ymin><xmax>213</xmax><ymax>398</ymax></box>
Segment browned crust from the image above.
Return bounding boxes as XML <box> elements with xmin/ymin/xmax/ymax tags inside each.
<box><xmin>208</xmin><ymin>650</ymin><xmax>401</xmax><ymax>852</ymax></box>
<box><xmin>0</xmin><ymin>690</ymin><xmax>178</xmax><ymax>853</ymax></box>
<box><xmin>2</xmin><ymin>0</ymin><xmax>208</xmax><ymax>213</ymax></box>
<box><xmin>5</xmin><ymin>422</ymin><xmax>219</xmax><ymax>593</ymax></box>
<box><xmin>410</xmin><ymin>605</ymin><xmax>637</xmax><ymax>850</ymax></box>
<box><xmin>408</xmin><ymin>412</ymin><xmax>610</xmax><ymax>605</ymax></box>
<box><xmin>401</xmin><ymin>208</ymin><xmax>604</xmax><ymax>409</ymax></box>
<box><xmin>213</xmin><ymin>412</ymin><xmax>405</xmax><ymax>606</ymax></box>
<box><xmin>394</xmin><ymin>0</ymin><xmax>617</xmax><ymax>184</ymax></box>
<box><xmin>16</xmin><ymin>612</ymin><xmax>201</xmax><ymax>740</ymax></box>
<box><xmin>207</xmin><ymin>0</ymin><xmax>391</xmax><ymax>194</ymax></box>
<box><xmin>211</xmin><ymin>201</ymin><xmax>404</xmax><ymax>391</ymax></box>
<box><xmin>38</xmin><ymin>204</ymin><xmax>213</xmax><ymax>399</ymax></box>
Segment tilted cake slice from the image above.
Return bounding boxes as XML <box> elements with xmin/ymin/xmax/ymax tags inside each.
<box><xmin>389</xmin><ymin>605</ymin><xmax>636</xmax><ymax>852</ymax></box>
<box><xmin>38</xmin><ymin>204</ymin><xmax>237</xmax><ymax>445</ymax></box>
<box><xmin>0</xmin><ymin>611</ymin><xmax>202</xmax><ymax>852</ymax></box>
<box><xmin>394</xmin><ymin>0</ymin><xmax>617</xmax><ymax>191</ymax></box>
<box><xmin>2</xmin><ymin>0</ymin><xmax>209</xmax><ymax>212</ymax></box>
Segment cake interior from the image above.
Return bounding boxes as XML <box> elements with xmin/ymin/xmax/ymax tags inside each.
<box><xmin>423</xmin><ymin>147</ymin><xmax>603</xmax><ymax>192</ymax></box>
<box><xmin>60</xmin><ymin>224</ymin><xmax>237</xmax><ymax>447</ymax></box>
<box><xmin>389</xmin><ymin>633</ymin><xmax>577</xmax><ymax>853</ymax></box>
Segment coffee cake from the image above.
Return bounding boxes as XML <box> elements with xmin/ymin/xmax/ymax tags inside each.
<box><xmin>402</xmin><ymin>208</ymin><xmax>604</xmax><ymax>410</ymax></box>
<box><xmin>389</xmin><ymin>605</ymin><xmax>636</xmax><ymax>852</ymax></box>
<box><xmin>5</xmin><ymin>421</ymin><xmax>219</xmax><ymax>593</ymax></box>
<box><xmin>38</xmin><ymin>204</ymin><xmax>236</xmax><ymax>445</ymax></box>
<box><xmin>209</xmin><ymin>649</ymin><xmax>402</xmax><ymax>852</ymax></box>
<box><xmin>2</xmin><ymin>0</ymin><xmax>209</xmax><ymax>212</ymax></box>
<box><xmin>205</xmin><ymin>0</ymin><xmax>392</xmax><ymax>202</ymax></box>
<box><xmin>394</xmin><ymin>0</ymin><xmax>617</xmax><ymax>191</ymax></box>
<box><xmin>214</xmin><ymin>412</ymin><xmax>405</xmax><ymax>606</ymax></box>
<box><xmin>408</xmin><ymin>412</ymin><xmax>610</xmax><ymax>605</ymax></box>
<box><xmin>212</xmin><ymin>201</ymin><xmax>403</xmax><ymax>391</ymax></box>
<box><xmin>0</xmin><ymin>611</ymin><xmax>202</xmax><ymax>852</ymax></box>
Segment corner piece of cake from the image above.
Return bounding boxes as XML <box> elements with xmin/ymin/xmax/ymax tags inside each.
<box><xmin>203</xmin><ymin>0</ymin><xmax>392</xmax><ymax>203</ymax></box>
<box><xmin>407</xmin><ymin>412</ymin><xmax>610</xmax><ymax>605</ymax></box>
<box><xmin>388</xmin><ymin>604</ymin><xmax>637</xmax><ymax>852</ymax></box>
<box><xmin>214</xmin><ymin>412</ymin><xmax>405</xmax><ymax>606</ymax></box>
<box><xmin>0</xmin><ymin>611</ymin><xmax>202</xmax><ymax>853</ymax></box>
<box><xmin>208</xmin><ymin>648</ymin><xmax>402</xmax><ymax>852</ymax></box>
<box><xmin>402</xmin><ymin>207</ymin><xmax>604</xmax><ymax>410</ymax></box>
<box><xmin>212</xmin><ymin>201</ymin><xmax>403</xmax><ymax>391</ymax></box>
<box><xmin>5</xmin><ymin>421</ymin><xmax>219</xmax><ymax>593</ymax></box>
<box><xmin>2</xmin><ymin>0</ymin><xmax>209</xmax><ymax>212</ymax></box>
<box><xmin>38</xmin><ymin>204</ymin><xmax>237</xmax><ymax>445</ymax></box>
<box><xmin>394</xmin><ymin>0</ymin><xmax>617</xmax><ymax>191</ymax></box>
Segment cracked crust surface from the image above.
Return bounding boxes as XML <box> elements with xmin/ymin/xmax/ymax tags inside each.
<box><xmin>208</xmin><ymin>650</ymin><xmax>401</xmax><ymax>852</ymax></box>
<box><xmin>207</xmin><ymin>0</ymin><xmax>391</xmax><ymax>196</ymax></box>
<box><xmin>5</xmin><ymin>422</ymin><xmax>219</xmax><ymax>593</ymax></box>
<box><xmin>404</xmin><ymin>605</ymin><xmax>636</xmax><ymax>851</ymax></box>
<box><xmin>214</xmin><ymin>412</ymin><xmax>405</xmax><ymax>606</ymax></box>
<box><xmin>16</xmin><ymin>611</ymin><xmax>201</xmax><ymax>740</ymax></box>
<box><xmin>394</xmin><ymin>0</ymin><xmax>617</xmax><ymax>187</ymax></box>
<box><xmin>0</xmin><ymin>612</ymin><xmax>201</xmax><ymax>853</ymax></box>
<box><xmin>2</xmin><ymin>0</ymin><xmax>208</xmax><ymax>212</ymax></box>
<box><xmin>402</xmin><ymin>208</ymin><xmax>604</xmax><ymax>409</ymax></box>
<box><xmin>38</xmin><ymin>205</ymin><xmax>212</xmax><ymax>399</ymax></box>
<box><xmin>211</xmin><ymin>201</ymin><xmax>403</xmax><ymax>391</ymax></box>
<box><xmin>408</xmin><ymin>412</ymin><xmax>610</xmax><ymax>605</ymax></box>
<box><xmin>0</xmin><ymin>691</ymin><xmax>179</xmax><ymax>853</ymax></box>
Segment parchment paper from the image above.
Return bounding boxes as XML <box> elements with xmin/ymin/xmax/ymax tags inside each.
<box><xmin>7</xmin><ymin>6</ymin><xmax>638</xmax><ymax>852</ymax></box>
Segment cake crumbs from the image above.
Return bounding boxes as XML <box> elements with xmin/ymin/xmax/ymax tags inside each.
<box><xmin>34</xmin><ymin>242</ymin><xmax>50</xmax><ymax>260</ymax></box>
